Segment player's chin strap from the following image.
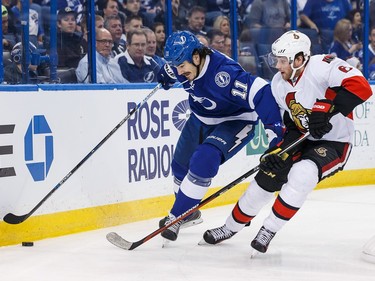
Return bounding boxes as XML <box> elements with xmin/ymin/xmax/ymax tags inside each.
<box><xmin>290</xmin><ymin>55</ymin><xmax>311</xmax><ymax>82</ymax></box>
<box><xmin>290</xmin><ymin>60</ymin><xmax>307</xmax><ymax>81</ymax></box>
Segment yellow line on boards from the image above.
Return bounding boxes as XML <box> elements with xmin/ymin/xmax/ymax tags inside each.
<box><xmin>1</xmin><ymin>168</ymin><xmax>374</xmax><ymax>247</ymax></box>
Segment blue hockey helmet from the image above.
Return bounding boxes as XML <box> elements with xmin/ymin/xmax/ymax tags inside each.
<box><xmin>164</xmin><ymin>31</ymin><xmax>203</xmax><ymax>66</ymax></box>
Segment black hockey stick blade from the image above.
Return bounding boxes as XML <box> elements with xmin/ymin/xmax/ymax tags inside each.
<box><xmin>3</xmin><ymin>84</ymin><xmax>162</xmax><ymax>225</ymax></box>
<box><xmin>106</xmin><ymin>132</ymin><xmax>310</xmax><ymax>250</ymax></box>
<box><xmin>3</xmin><ymin>213</ymin><xmax>29</xmax><ymax>224</ymax></box>
<box><xmin>3</xmin><ymin>184</ymin><xmax>60</xmax><ymax>224</ymax></box>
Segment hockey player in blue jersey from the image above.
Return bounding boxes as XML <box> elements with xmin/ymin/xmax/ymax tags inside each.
<box><xmin>157</xmin><ymin>30</ymin><xmax>284</xmax><ymax>242</ymax></box>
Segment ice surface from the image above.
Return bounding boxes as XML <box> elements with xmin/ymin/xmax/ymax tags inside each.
<box><xmin>1</xmin><ymin>185</ymin><xmax>375</xmax><ymax>281</ymax></box>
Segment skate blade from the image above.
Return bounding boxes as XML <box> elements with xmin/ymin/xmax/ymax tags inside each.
<box><xmin>181</xmin><ymin>217</ymin><xmax>203</xmax><ymax>229</ymax></box>
<box><xmin>198</xmin><ymin>238</ymin><xmax>210</xmax><ymax>246</ymax></box>
<box><xmin>162</xmin><ymin>238</ymin><xmax>171</xmax><ymax>248</ymax></box>
<box><xmin>250</xmin><ymin>249</ymin><xmax>260</xmax><ymax>259</ymax></box>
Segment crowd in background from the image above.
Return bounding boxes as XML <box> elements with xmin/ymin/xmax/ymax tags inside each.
<box><xmin>1</xmin><ymin>0</ymin><xmax>375</xmax><ymax>84</ymax></box>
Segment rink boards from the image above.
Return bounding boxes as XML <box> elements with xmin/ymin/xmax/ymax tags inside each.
<box><xmin>0</xmin><ymin>84</ymin><xmax>374</xmax><ymax>246</ymax></box>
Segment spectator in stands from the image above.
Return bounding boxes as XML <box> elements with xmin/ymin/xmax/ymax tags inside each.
<box><xmin>223</xmin><ymin>35</ymin><xmax>232</xmax><ymax>57</ymax></box>
<box><xmin>204</xmin><ymin>0</ymin><xmax>225</xmax><ymax>26</ymax></box>
<box><xmin>58</xmin><ymin>0</ymin><xmax>83</xmax><ymax>24</ymax></box>
<box><xmin>104</xmin><ymin>15</ymin><xmax>126</xmax><ymax>56</ymax></box>
<box><xmin>238</xmin><ymin>28</ymin><xmax>252</xmax><ymax>43</ymax></box>
<box><xmin>11</xmin><ymin>0</ymin><xmax>44</xmax><ymax>47</ymax></box>
<box><xmin>2</xmin><ymin>5</ymin><xmax>18</xmax><ymax>52</ymax></box>
<box><xmin>213</xmin><ymin>15</ymin><xmax>230</xmax><ymax>38</ymax></box>
<box><xmin>300</xmin><ymin>0</ymin><xmax>352</xmax><ymax>54</ymax></box>
<box><xmin>97</xmin><ymin>0</ymin><xmax>126</xmax><ymax>26</ymax></box>
<box><xmin>196</xmin><ymin>34</ymin><xmax>209</xmax><ymax>46</ymax></box>
<box><xmin>30</xmin><ymin>0</ymin><xmax>44</xmax><ymax>33</ymax></box>
<box><xmin>179</xmin><ymin>0</ymin><xmax>204</xmax><ymax>28</ymax></box>
<box><xmin>154</xmin><ymin>0</ymin><xmax>185</xmax><ymax>31</ymax></box>
<box><xmin>114</xmin><ymin>29</ymin><xmax>161</xmax><ymax>83</ymax></box>
<box><xmin>247</xmin><ymin>0</ymin><xmax>290</xmax><ymax>29</ymax></box>
<box><xmin>368</xmin><ymin>26</ymin><xmax>375</xmax><ymax>79</ymax></box>
<box><xmin>286</xmin><ymin>0</ymin><xmax>307</xmax><ymax>26</ymax></box>
<box><xmin>152</xmin><ymin>22</ymin><xmax>165</xmax><ymax>57</ymax></box>
<box><xmin>346</xmin><ymin>8</ymin><xmax>363</xmax><ymax>43</ymax></box>
<box><xmin>238</xmin><ymin>29</ymin><xmax>256</xmax><ymax>56</ymax></box>
<box><xmin>3</xmin><ymin>42</ymin><xmax>39</xmax><ymax>84</ymax></box>
<box><xmin>124</xmin><ymin>14</ymin><xmax>144</xmax><ymax>37</ymax></box>
<box><xmin>116</xmin><ymin>14</ymin><xmax>144</xmax><ymax>50</ymax></box>
<box><xmin>76</xmin><ymin>28</ymin><xmax>129</xmax><ymax>84</ymax></box>
<box><xmin>207</xmin><ymin>29</ymin><xmax>226</xmax><ymax>53</ymax></box>
<box><xmin>329</xmin><ymin>18</ymin><xmax>362</xmax><ymax>62</ymax></box>
<box><xmin>371</xmin><ymin>0</ymin><xmax>375</xmax><ymax>30</ymax></box>
<box><xmin>57</xmin><ymin>6</ymin><xmax>84</xmax><ymax>69</ymax></box>
<box><xmin>2</xmin><ymin>0</ymin><xmax>17</xmax><ymax>35</ymax></box>
<box><xmin>300</xmin><ymin>0</ymin><xmax>352</xmax><ymax>33</ymax></box>
<box><xmin>144</xmin><ymin>27</ymin><xmax>165</xmax><ymax>67</ymax></box>
<box><xmin>140</xmin><ymin>0</ymin><xmax>157</xmax><ymax>13</ymax></box>
<box><xmin>184</xmin><ymin>6</ymin><xmax>209</xmax><ymax>36</ymax></box>
<box><xmin>205</xmin><ymin>0</ymin><xmax>241</xmax><ymax>27</ymax></box>
<box><xmin>119</xmin><ymin>0</ymin><xmax>154</xmax><ymax>28</ymax></box>
<box><xmin>80</xmin><ymin>14</ymin><xmax>104</xmax><ymax>55</ymax></box>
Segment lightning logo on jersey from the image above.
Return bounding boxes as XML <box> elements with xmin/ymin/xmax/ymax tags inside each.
<box><xmin>228</xmin><ymin>125</ymin><xmax>253</xmax><ymax>153</ymax></box>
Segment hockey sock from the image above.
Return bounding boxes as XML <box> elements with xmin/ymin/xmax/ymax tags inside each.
<box><xmin>170</xmin><ymin>171</ymin><xmax>210</xmax><ymax>217</ymax></box>
<box><xmin>226</xmin><ymin>180</ymin><xmax>274</xmax><ymax>232</ymax></box>
<box><xmin>263</xmin><ymin>160</ymin><xmax>318</xmax><ymax>232</ymax></box>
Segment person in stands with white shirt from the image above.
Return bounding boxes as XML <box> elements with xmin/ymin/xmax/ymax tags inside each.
<box><xmin>76</xmin><ymin>27</ymin><xmax>128</xmax><ymax>84</ymax></box>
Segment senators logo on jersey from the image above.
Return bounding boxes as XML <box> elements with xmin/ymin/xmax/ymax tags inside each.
<box><xmin>285</xmin><ymin>92</ymin><xmax>311</xmax><ymax>131</ymax></box>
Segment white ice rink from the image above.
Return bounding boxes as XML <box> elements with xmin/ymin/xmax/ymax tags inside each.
<box><xmin>1</xmin><ymin>185</ymin><xmax>375</xmax><ymax>281</ymax></box>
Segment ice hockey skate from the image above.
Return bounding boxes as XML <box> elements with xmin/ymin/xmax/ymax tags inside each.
<box><xmin>160</xmin><ymin>213</ymin><xmax>183</xmax><ymax>242</ymax></box>
<box><xmin>159</xmin><ymin>210</ymin><xmax>203</xmax><ymax>229</ymax></box>
<box><xmin>199</xmin><ymin>224</ymin><xmax>237</xmax><ymax>245</ymax></box>
<box><xmin>250</xmin><ymin>226</ymin><xmax>276</xmax><ymax>256</ymax></box>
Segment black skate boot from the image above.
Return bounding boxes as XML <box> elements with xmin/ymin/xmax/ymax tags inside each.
<box><xmin>160</xmin><ymin>213</ymin><xmax>183</xmax><ymax>241</ymax></box>
<box><xmin>251</xmin><ymin>226</ymin><xmax>276</xmax><ymax>253</ymax></box>
<box><xmin>159</xmin><ymin>210</ymin><xmax>203</xmax><ymax>229</ymax></box>
<box><xmin>203</xmin><ymin>225</ymin><xmax>237</xmax><ymax>245</ymax></box>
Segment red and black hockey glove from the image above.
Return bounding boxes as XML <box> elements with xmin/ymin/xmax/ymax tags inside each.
<box><xmin>308</xmin><ymin>99</ymin><xmax>335</xmax><ymax>139</ymax></box>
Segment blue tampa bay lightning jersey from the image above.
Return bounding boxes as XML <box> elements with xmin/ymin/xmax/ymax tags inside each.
<box><xmin>174</xmin><ymin>50</ymin><xmax>281</xmax><ymax>127</ymax></box>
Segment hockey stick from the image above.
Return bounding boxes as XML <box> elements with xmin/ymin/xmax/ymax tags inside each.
<box><xmin>3</xmin><ymin>83</ymin><xmax>162</xmax><ymax>225</ymax></box>
<box><xmin>106</xmin><ymin>132</ymin><xmax>310</xmax><ymax>250</ymax></box>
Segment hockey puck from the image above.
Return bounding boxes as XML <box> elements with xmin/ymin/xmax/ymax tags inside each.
<box><xmin>22</xmin><ymin>242</ymin><xmax>34</xmax><ymax>247</ymax></box>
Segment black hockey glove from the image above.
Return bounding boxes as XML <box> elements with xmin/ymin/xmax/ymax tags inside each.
<box><xmin>157</xmin><ymin>64</ymin><xmax>177</xmax><ymax>90</ymax></box>
<box><xmin>259</xmin><ymin>147</ymin><xmax>292</xmax><ymax>174</ymax></box>
<box><xmin>308</xmin><ymin>99</ymin><xmax>335</xmax><ymax>139</ymax></box>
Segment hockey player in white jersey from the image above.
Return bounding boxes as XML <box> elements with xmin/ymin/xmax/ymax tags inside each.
<box><xmin>202</xmin><ymin>30</ymin><xmax>373</xmax><ymax>254</ymax></box>
<box><xmin>156</xmin><ymin>30</ymin><xmax>284</xmax><ymax>242</ymax></box>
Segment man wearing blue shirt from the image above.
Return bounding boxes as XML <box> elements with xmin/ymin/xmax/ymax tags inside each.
<box><xmin>115</xmin><ymin>29</ymin><xmax>161</xmax><ymax>83</ymax></box>
<box><xmin>300</xmin><ymin>0</ymin><xmax>352</xmax><ymax>32</ymax></box>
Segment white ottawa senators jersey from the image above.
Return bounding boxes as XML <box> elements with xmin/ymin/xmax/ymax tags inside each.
<box><xmin>271</xmin><ymin>54</ymin><xmax>369</xmax><ymax>144</ymax></box>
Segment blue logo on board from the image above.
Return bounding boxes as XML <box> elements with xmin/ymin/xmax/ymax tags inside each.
<box><xmin>24</xmin><ymin>115</ymin><xmax>54</xmax><ymax>181</ymax></box>
<box><xmin>172</xmin><ymin>100</ymin><xmax>190</xmax><ymax>131</ymax></box>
